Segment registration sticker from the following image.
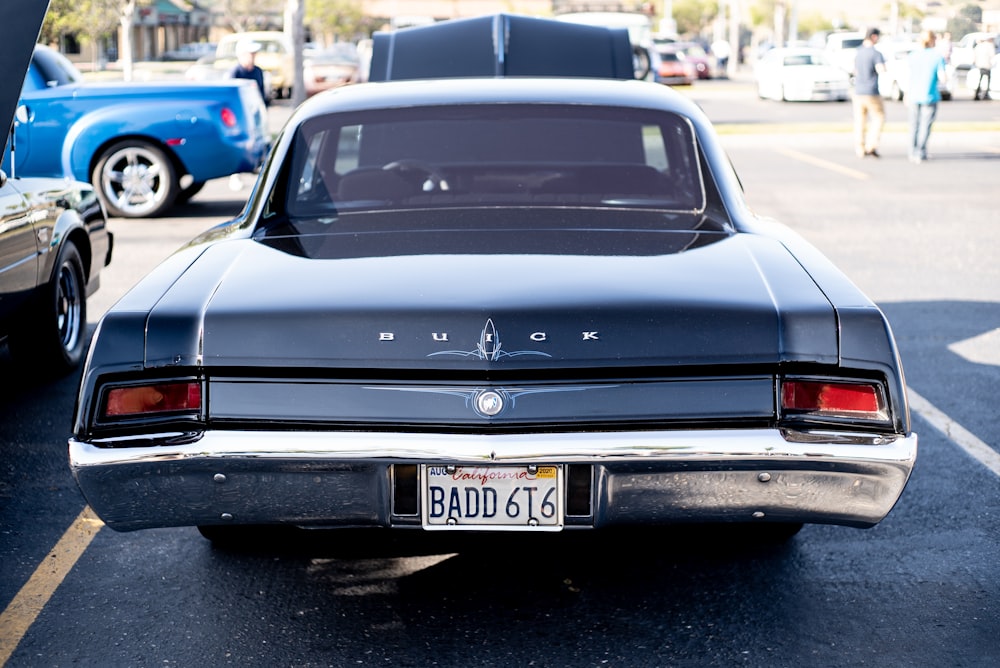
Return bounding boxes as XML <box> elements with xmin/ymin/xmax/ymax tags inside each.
<box><xmin>421</xmin><ymin>465</ymin><xmax>563</xmax><ymax>531</ymax></box>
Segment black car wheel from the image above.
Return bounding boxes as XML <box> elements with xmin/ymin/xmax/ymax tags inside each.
<box><xmin>7</xmin><ymin>241</ymin><xmax>87</xmax><ymax>375</ymax></box>
<box><xmin>93</xmin><ymin>140</ymin><xmax>178</xmax><ymax>218</ymax></box>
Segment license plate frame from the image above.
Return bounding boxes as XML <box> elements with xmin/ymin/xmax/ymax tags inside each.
<box><xmin>421</xmin><ymin>465</ymin><xmax>564</xmax><ymax>531</ymax></box>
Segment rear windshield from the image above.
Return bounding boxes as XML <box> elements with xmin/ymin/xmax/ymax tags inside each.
<box><xmin>282</xmin><ymin>103</ymin><xmax>706</xmax><ymax>217</ymax></box>
<box><xmin>23</xmin><ymin>47</ymin><xmax>83</xmax><ymax>92</ymax></box>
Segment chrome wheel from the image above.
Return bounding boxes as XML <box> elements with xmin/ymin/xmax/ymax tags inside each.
<box><xmin>6</xmin><ymin>241</ymin><xmax>87</xmax><ymax>375</ymax></box>
<box><xmin>55</xmin><ymin>251</ymin><xmax>84</xmax><ymax>356</ymax></box>
<box><xmin>94</xmin><ymin>141</ymin><xmax>178</xmax><ymax>218</ymax></box>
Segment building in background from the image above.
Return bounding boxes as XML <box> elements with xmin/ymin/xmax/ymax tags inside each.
<box><xmin>62</xmin><ymin>0</ymin><xmax>1000</xmax><ymax>67</ymax></box>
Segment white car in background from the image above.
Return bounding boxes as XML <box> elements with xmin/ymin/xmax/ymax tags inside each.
<box><xmin>825</xmin><ymin>31</ymin><xmax>866</xmax><ymax>75</ymax></box>
<box><xmin>755</xmin><ymin>47</ymin><xmax>851</xmax><ymax>101</ymax></box>
<box><xmin>949</xmin><ymin>32</ymin><xmax>998</xmax><ymax>73</ymax></box>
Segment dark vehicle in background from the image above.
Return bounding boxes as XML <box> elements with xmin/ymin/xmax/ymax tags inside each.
<box><xmin>1</xmin><ymin>3</ymin><xmax>112</xmax><ymax>374</ymax></box>
<box><xmin>69</xmin><ymin>15</ymin><xmax>915</xmax><ymax>543</ymax></box>
<box><xmin>3</xmin><ymin>45</ymin><xmax>269</xmax><ymax>218</ymax></box>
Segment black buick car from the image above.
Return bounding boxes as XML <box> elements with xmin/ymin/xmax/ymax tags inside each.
<box><xmin>69</xmin><ymin>15</ymin><xmax>916</xmax><ymax>543</ymax></box>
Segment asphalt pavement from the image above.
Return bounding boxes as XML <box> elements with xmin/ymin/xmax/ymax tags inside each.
<box><xmin>3</xmin><ymin>61</ymin><xmax>993</xmax><ymax>668</ymax></box>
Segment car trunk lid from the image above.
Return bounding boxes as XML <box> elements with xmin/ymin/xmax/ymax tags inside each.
<box><xmin>142</xmin><ymin>232</ymin><xmax>840</xmax><ymax>370</ymax></box>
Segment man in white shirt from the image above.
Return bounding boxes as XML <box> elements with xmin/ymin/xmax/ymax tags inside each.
<box><xmin>973</xmin><ymin>36</ymin><xmax>996</xmax><ymax>100</ymax></box>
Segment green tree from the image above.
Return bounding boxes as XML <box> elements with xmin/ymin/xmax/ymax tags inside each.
<box><xmin>305</xmin><ymin>0</ymin><xmax>376</xmax><ymax>44</ymax></box>
<box><xmin>948</xmin><ymin>3</ymin><xmax>982</xmax><ymax>37</ymax></box>
<box><xmin>671</xmin><ymin>0</ymin><xmax>718</xmax><ymax>38</ymax></box>
<box><xmin>958</xmin><ymin>3</ymin><xmax>983</xmax><ymax>24</ymax></box>
<box><xmin>795</xmin><ymin>12</ymin><xmax>834</xmax><ymax>40</ymax></box>
<box><xmin>39</xmin><ymin>0</ymin><xmax>79</xmax><ymax>46</ymax></box>
<box><xmin>216</xmin><ymin>0</ymin><xmax>285</xmax><ymax>32</ymax></box>
<box><xmin>42</xmin><ymin>0</ymin><xmax>131</xmax><ymax>70</ymax></box>
<box><xmin>747</xmin><ymin>0</ymin><xmax>780</xmax><ymax>33</ymax></box>
<box><xmin>892</xmin><ymin>2</ymin><xmax>926</xmax><ymax>34</ymax></box>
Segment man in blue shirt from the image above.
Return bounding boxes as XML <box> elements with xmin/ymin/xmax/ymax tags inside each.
<box><xmin>853</xmin><ymin>28</ymin><xmax>886</xmax><ymax>158</ymax></box>
<box><xmin>906</xmin><ymin>30</ymin><xmax>948</xmax><ymax>163</ymax></box>
<box><xmin>229</xmin><ymin>38</ymin><xmax>268</xmax><ymax>104</ymax></box>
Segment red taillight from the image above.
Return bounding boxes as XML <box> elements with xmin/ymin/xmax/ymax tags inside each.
<box><xmin>781</xmin><ymin>379</ymin><xmax>886</xmax><ymax>419</ymax></box>
<box><xmin>104</xmin><ymin>382</ymin><xmax>202</xmax><ymax>418</ymax></box>
<box><xmin>220</xmin><ymin>107</ymin><xmax>238</xmax><ymax>128</ymax></box>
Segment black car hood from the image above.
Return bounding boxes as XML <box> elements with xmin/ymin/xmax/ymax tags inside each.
<box><xmin>0</xmin><ymin>0</ymin><xmax>49</xmax><ymax>156</ymax></box>
<box><xmin>139</xmin><ymin>231</ymin><xmax>843</xmax><ymax>371</ymax></box>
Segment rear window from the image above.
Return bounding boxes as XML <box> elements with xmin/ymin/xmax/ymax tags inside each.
<box><xmin>282</xmin><ymin>103</ymin><xmax>706</xmax><ymax>217</ymax></box>
<box><xmin>23</xmin><ymin>46</ymin><xmax>83</xmax><ymax>92</ymax></box>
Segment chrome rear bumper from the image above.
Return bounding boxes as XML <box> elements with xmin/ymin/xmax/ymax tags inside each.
<box><xmin>69</xmin><ymin>428</ymin><xmax>917</xmax><ymax>532</ymax></box>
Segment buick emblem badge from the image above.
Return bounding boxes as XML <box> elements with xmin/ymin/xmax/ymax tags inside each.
<box><xmin>475</xmin><ymin>390</ymin><xmax>504</xmax><ymax>416</ymax></box>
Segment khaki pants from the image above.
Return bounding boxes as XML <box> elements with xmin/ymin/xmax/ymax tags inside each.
<box><xmin>853</xmin><ymin>94</ymin><xmax>885</xmax><ymax>155</ymax></box>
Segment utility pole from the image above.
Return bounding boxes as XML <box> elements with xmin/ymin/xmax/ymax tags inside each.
<box><xmin>286</xmin><ymin>0</ymin><xmax>305</xmax><ymax>107</ymax></box>
<box><xmin>774</xmin><ymin>0</ymin><xmax>786</xmax><ymax>49</ymax></box>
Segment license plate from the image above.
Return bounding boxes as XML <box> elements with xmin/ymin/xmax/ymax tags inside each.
<box><xmin>421</xmin><ymin>465</ymin><xmax>563</xmax><ymax>531</ymax></box>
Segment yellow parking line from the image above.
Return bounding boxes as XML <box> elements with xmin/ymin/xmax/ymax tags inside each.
<box><xmin>0</xmin><ymin>507</ymin><xmax>103</xmax><ymax>666</ymax></box>
<box><xmin>774</xmin><ymin>146</ymin><xmax>870</xmax><ymax>180</ymax></box>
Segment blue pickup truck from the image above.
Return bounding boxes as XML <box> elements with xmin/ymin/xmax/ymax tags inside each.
<box><xmin>3</xmin><ymin>45</ymin><xmax>270</xmax><ymax>218</ymax></box>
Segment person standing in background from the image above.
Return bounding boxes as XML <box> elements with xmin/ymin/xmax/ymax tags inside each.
<box><xmin>229</xmin><ymin>38</ymin><xmax>268</xmax><ymax>104</ymax></box>
<box><xmin>973</xmin><ymin>36</ymin><xmax>996</xmax><ymax>100</ymax></box>
<box><xmin>906</xmin><ymin>30</ymin><xmax>948</xmax><ymax>164</ymax></box>
<box><xmin>852</xmin><ymin>28</ymin><xmax>886</xmax><ymax>158</ymax></box>
<box><xmin>937</xmin><ymin>31</ymin><xmax>953</xmax><ymax>65</ymax></box>
<box><xmin>711</xmin><ymin>39</ymin><xmax>730</xmax><ymax>77</ymax></box>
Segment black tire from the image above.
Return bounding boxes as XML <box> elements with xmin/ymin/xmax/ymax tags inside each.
<box><xmin>197</xmin><ymin>524</ymin><xmax>302</xmax><ymax>550</ymax></box>
<box><xmin>753</xmin><ymin>522</ymin><xmax>804</xmax><ymax>542</ymax></box>
<box><xmin>93</xmin><ymin>140</ymin><xmax>178</xmax><ymax>218</ymax></box>
<box><xmin>7</xmin><ymin>241</ymin><xmax>87</xmax><ymax>375</ymax></box>
<box><xmin>197</xmin><ymin>524</ymin><xmax>255</xmax><ymax>548</ymax></box>
<box><xmin>176</xmin><ymin>180</ymin><xmax>205</xmax><ymax>204</ymax></box>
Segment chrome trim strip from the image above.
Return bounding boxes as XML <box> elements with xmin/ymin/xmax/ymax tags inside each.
<box><xmin>69</xmin><ymin>428</ymin><xmax>917</xmax><ymax>532</ymax></box>
<box><xmin>73</xmin><ymin>428</ymin><xmax>913</xmax><ymax>464</ymax></box>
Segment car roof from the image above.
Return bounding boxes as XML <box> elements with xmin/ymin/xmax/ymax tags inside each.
<box><xmin>771</xmin><ymin>46</ymin><xmax>824</xmax><ymax>52</ymax></box>
<box><xmin>959</xmin><ymin>31</ymin><xmax>998</xmax><ymax>44</ymax></box>
<box><xmin>297</xmin><ymin>76</ymin><xmax>707</xmax><ymax>123</ymax></box>
<box><xmin>764</xmin><ymin>46</ymin><xmax>826</xmax><ymax>57</ymax></box>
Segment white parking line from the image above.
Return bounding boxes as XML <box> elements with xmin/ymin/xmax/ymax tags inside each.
<box><xmin>908</xmin><ymin>387</ymin><xmax>1000</xmax><ymax>477</ymax></box>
